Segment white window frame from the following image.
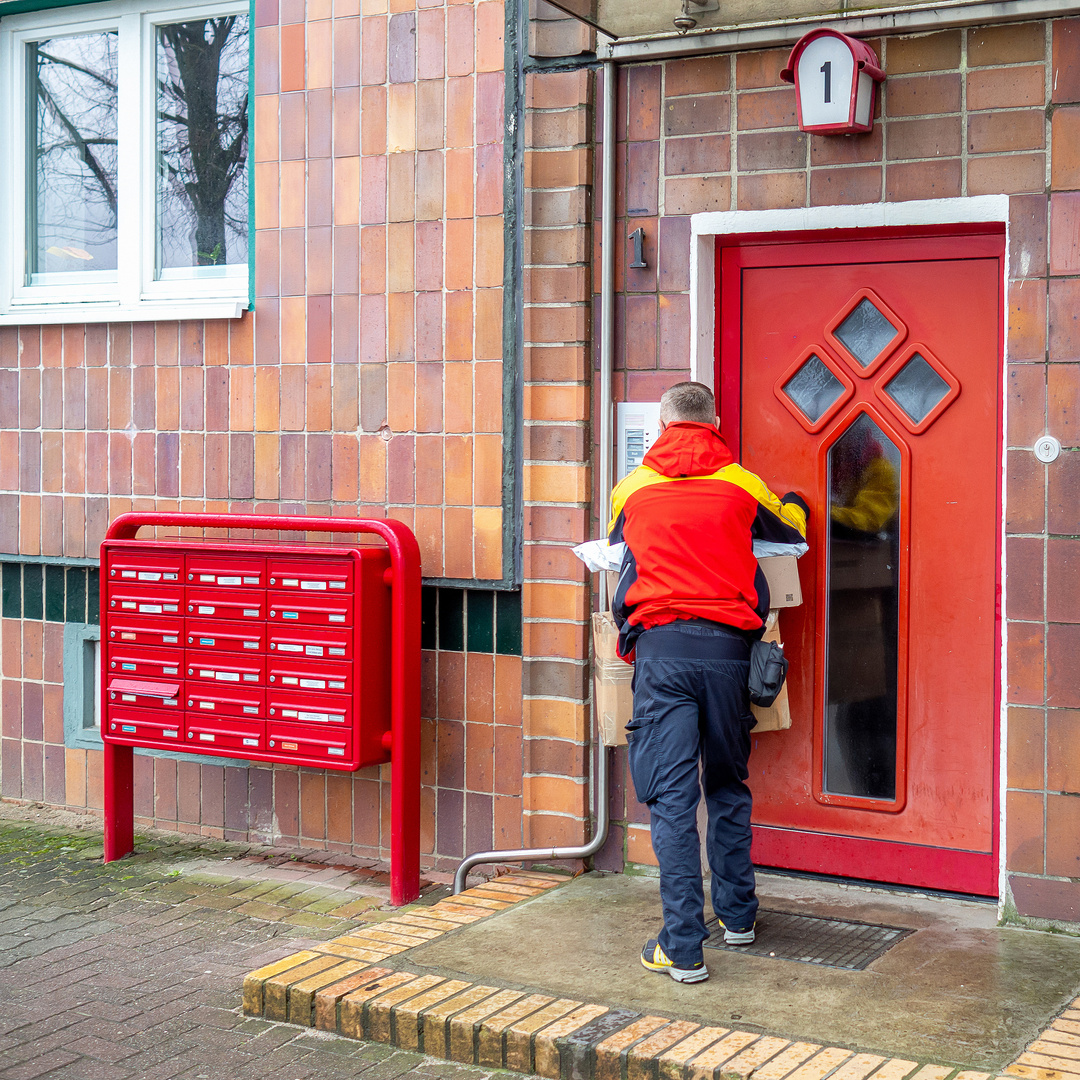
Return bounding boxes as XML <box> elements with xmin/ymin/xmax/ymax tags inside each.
<box><xmin>0</xmin><ymin>0</ymin><xmax>249</xmax><ymax>324</ymax></box>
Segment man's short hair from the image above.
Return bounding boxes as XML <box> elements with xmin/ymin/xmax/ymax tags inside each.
<box><xmin>660</xmin><ymin>381</ymin><xmax>716</xmax><ymax>425</ymax></box>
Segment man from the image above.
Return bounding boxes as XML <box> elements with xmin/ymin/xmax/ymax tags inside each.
<box><xmin>608</xmin><ymin>381</ymin><xmax>808</xmax><ymax>983</ymax></box>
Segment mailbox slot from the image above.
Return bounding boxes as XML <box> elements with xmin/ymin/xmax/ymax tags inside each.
<box><xmin>185</xmin><ymin>683</ymin><xmax>265</xmax><ymax>719</ymax></box>
<box><xmin>186</xmin><ymin>553</ymin><xmax>265</xmax><ymax>589</ymax></box>
<box><xmin>109</xmin><ymin>582</ymin><xmax>184</xmax><ymax>617</ymax></box>
<box><xmin>185</xmin><ymin>716</ymin><xmax>265</xmax><ymax>753</ymax></box>
<box><xmin>268</xmin><ymin>557</ymin><xmax>353</xmax><ymax>593</ymax></box>
<box><xmin>107</xmin><ymin>676</ymin><xmax>181</xmax><ymax>710</ymax></box>
<box><xmin>185</xmin><ymin>620</ymin><xmax>266</xmax><ymax>654</ymax></box>
<box><xmin>107</xmin><ymin>706</ymin><xmax>183</xmax><ymax>746</ymax></box>
<box><xmin>185</xmin><ymin>650</ymin><xmax>265</xmax><ymax>686</ymax></box>
<box><xmin>107</xmin><ymin>548</ymin><xmax>183</xmax><ymax>584</ymax></box>
<box><xmin>107</xmin><ymin>616</ymin><xmax>184</xmax><ymax>648</ymax></box>
<box><xmin>267</xmin><ymin>719</ymin><xmax>352</xmax><ymax>762</ymax></box>
<box><xmin>107</xmin><ymin>644</ymin><xmax>184</xmax><ymax>681</ymax></box>
<box><xmin>266</xmin><ymin>655</ymin><xmax>352</xmax><ymax>694</ymax></box>
<box><xmin>266</xmin><ymin>686</ymin><xmax>350</xmax><ymax>725</ymax></box>
<box><xmin>186</xmin><ymin>588</ymin><xmax>266</xmax><ymax>622</ymax></box>
<box><xmin>267</xmin><ymin>591</ymin><xmax>353</xmax><ymax>627</ymax></box>
<box><xmin>267</xmin><ymin>626</ymin><xmax>352</xmax><ymax>660</ymax></box>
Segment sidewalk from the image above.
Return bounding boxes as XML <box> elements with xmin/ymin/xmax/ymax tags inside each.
<box><xmin>3</xmin><ymin>802</ymin><xmax>1079</xmax><ymax>1080</ymax></box>
<box><xmin>0</xmin><ymin>802</ymin><xmax>534</xmax><ymax>1079</ymax></box>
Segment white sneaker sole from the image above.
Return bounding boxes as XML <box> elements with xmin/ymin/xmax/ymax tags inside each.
<box><xmin>723</xmin><ymin>929</ymin><xmax>755</xmax><ymax>945</ymax></box>
<box><xmin>668</xmin><ymin>965</ymin><xmax>709</xmax><ymax>983</ymax></box>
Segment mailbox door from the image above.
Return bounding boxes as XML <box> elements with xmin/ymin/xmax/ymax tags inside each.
<box><xmin>267</xmin><ymin>592</ymin><xmax>353</xmax><ymax>628</ymax></box>
<box><xmin>107</xmin><ymin>644</ymin><xmax>184</xmax><ymax>682</ymax></box>
<box><xmin>106</xmin><ymin>706</ymin><xmax>183</xmax><ymax>746</ymax></box>
<box><xmin>719</xmin><ymin>230</ymin><xmax>1001</xmax><ymax>895</ymax></box>
<box><xmin>185</xmin><ymin>620</ymin><xmax>265</xmax><ymax>654</ymax></box>
<box><xmin>107</xmin><ymin>616</ymin><xmax>184</xmax><ymax>648</ymax></box>
<box><xmin>186</xmin><ymin>553</ymin><xmax>265</xmax><ymax>589</ymax></box>
<box><xmin>267</xmin><ymin>557</ymin><xmax>354</xmax><ymax>593</ymax></box>
<box><xmin>186</xmin><ymin>588</ymin><xmax>266</xmax><ymax>622</ymax></box>
<box><xmin>266</xmin><ymin>687</ymin><xmax>350</xmax><ymax>727</ymax></box>
<box><xmin>185</xmin><ymin>684</ymin><xmax>265</xmax><ymax>720</ymax></box>
<box><xmin>107</xmin><ymin>677</ymin><xmax>182</xmax><ymax>712</ymax></box>
<box><xmin>185</xmin><ymin>717</ymin><xmax>265</xmax><ymax>754</ymax></box>
<box><xmin>266</xmin><ymin>719</ymin><xmax>353</xmax><ymax>765</ymax></box>
<box><xmin>185</xmin><ymin>650</ymin><xmax>264</xmax><ymax>688</ymax></box>
<box><xmin>266</xmin><ymin>656</ymin><xmax>353</xmax><ymax>695</ymax></box>
<box><xmin>106</xmin><ymin>546</ymin><xmax>184</xmax><ymax>584</ymax></box>
<box><xmin>267</xmin><ymin>627</ymin><xmax>352</xmax><ymax>660</ymax></box>
<box><xmin>108</xmin><ymin>583</ymin><xmax>184</xmax><ymax>619</ymax></box>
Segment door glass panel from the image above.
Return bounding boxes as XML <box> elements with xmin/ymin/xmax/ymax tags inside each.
<box><xmin>782</xmin><ymin>354</ymin><xmax>843</xmax><ymax>424</ymax></box>
<box><xmin>834</xmin><ymin>298</ymin><xmax>899</xmax><ymax>369</ymax></box>
<box><xmin>27</xmin><ymin>31</ymin><xmax>119</xmax><ymax>281</ymax></box>
<box><xmin>825</xmin><ymin>413</ymin><xmax>901</xmax><ymax>800</ymax></box>
<box><xmin>883</xmin><ymin>353</ymin><xmax>949</xmax><ymax>425</ymax></box>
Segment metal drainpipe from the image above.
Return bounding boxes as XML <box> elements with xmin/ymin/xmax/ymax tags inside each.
<box><xmin>453</xmin><ymin>59</ymin><xmax>618</xmax><ymax>895</ymax></box>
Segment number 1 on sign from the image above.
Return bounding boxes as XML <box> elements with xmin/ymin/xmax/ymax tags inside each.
<box><xmin>820</xmin><ymin>60</ymin><xmax>832</xmax><ymax>102</ymax></box>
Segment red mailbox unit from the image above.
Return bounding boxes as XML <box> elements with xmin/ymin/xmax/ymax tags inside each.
<box><xmin>100</xmin><ymin>513</ymin><xmax>421</xmax><ymax>905</ymax></box>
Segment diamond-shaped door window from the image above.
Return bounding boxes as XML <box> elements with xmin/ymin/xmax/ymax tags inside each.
<box><xmin>784</xmin><ymin>354</ymin><xmax>843</xmax><ymax>423</ymax></box>
<box><xmin>826</xmin><ymin>289</ymin><xmax>907</xmax><ymax>377</ymax></box>
<box><xmin>875</xmin><ymin>343</ymin><xmax>959</xmax><ymax>435</ymax></box>
<box><xmin>775</xmin><ymin>347</ymin><xmax>854</xmax><ymax>433</ymax></box>
<box><xmin>883</xmin><ymin>354</ymin><xmax>948</xmax><ymax>424</ymax></box>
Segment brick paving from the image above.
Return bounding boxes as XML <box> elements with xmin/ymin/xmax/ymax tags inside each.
<box><xmin>0</xmin><ymin>805</ymin><xmax>536</xmax><ymax>1080</ymax></box>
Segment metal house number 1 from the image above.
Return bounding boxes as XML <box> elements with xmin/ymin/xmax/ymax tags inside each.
<box><xmin>821</xmin><ymin>61</ymin><xmax>831</xmax><ymax>102</ymax></box>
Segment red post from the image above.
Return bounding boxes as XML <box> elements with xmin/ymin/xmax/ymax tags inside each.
<box><xmin>100</xmin><ymin>513</ymin><xmax>423</xmax><ymax>905</ymax></box>
<box><xmin>103</xmin><ymin>742</ymin><xmax>134</xmax><ymax>861</ymax></box>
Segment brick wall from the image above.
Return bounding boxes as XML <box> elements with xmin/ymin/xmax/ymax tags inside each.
<box><xmin>582</xmin><ymin>21</ymin><xmax>1080</xmax><ymax>920</ymax></box>
<box><xmin>520</xmin><ymin>66</ymin><xmax>595</xmax><ymax>851</ymax></box>
<box><xmin>0</xmin><ymin>0</ymin><xmax>558</xmax><ymax>875</ymax></box>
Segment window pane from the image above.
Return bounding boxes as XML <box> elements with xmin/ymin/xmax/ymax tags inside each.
<box><xmin>783</xmin><ymin>354</ymin><xmax>843</xmax><ymax>424</ymax></box>
<box><xmin>28</xmin><ymin>32</ymin><xmax>119</xmax><ymax>278</ymax></box>
<box><xmin>825</xmin><ymin>413</ymin><xmax>901</xmax><ymax>801</ymax></box>
<box><xmin>156</xmin><ymin>16</ymin><xmax>249</xmax><ymax>275</ymax></box>
<box><xmin>833</xmin><ymin>297</ymin><xmax>899</xmax><ymax>369</ymax></box>
<box><xmin>883</xmin><ymin>353</ymin><xmax>950</xmax><ymax>425</ymax></box>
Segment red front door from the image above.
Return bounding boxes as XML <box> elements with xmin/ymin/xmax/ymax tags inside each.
<box><xmin>718</xmin><ymin>230</ymin><xmax>1003</xmax><ymax>896</ymax></box>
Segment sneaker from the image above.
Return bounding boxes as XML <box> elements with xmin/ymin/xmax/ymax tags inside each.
<box><xmin>640</xmin><ymin>939</ymin><xmax>709</xmax><ymax>983</ymax></box>
<box><xmin>719</xmin><ymin>919</ymin><xmax>755</xmax><ymax>945</ymax></box>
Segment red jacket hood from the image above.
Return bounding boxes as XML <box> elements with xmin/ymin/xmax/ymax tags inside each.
<box><xmin>642</xmin><ymin>422</ymin><xmax>735</xmax><ymax>478</ymax></box>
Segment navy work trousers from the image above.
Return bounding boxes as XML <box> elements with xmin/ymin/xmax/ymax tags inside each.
<box><xmin>626</xmin><ymin>620</ymin><xmax>756</xmax><ymax>968</ymax></box>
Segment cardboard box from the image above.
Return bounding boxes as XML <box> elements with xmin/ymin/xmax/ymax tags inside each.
<box><xmin>592</xmin><ymin>611</ymin><xmax>632</xmax><ymax>746</ymax></box>
<box><xmin>751</xmin><ymin>612</ymin><xmax>791</xmax><ymax>732</ymax></box>
<box><xmin>759</xmin><ymin>555</ymin><xmax>802</xmax><ymax>608</ymax></box>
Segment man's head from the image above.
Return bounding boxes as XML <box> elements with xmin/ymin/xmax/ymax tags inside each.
<box><xmin>659</xmin><ymin>381</ymin><xmax>716</xmax><ymax>430</ymax></box>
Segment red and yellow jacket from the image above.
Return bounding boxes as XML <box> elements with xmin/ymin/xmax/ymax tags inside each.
<box><xmin>607</xmin><ymin>422</ymin><xmax>808</xmax><ymax>660</ymax></box>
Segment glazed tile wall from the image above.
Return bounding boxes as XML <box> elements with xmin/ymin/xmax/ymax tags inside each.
<box><xmin>0</xmin><ymin>0</ymin><xmax>538</xmax><ymax>874</ymax></box>
<box><xmin>519</xmin><ymin>67</ymin><xmax>595</xmax><ymax>851</ymax></box>
<box><xmin>585</xmin><ymin>21</ymin><xmax>1080</xmax><ymax>921</ymax></box>
<box><xmin>0</xmin><ymin>560</ymin><xmax>525</xmax><ymax>871</ymax></box>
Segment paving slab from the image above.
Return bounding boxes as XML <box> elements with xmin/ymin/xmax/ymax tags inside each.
<box><xmin>401</xmin><ymin>872</ymin><xmax>1080</xmax><ymax>1071</ymax></box>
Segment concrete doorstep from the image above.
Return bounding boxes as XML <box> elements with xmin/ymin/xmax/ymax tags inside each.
<box><xmin>241</xmin><ymin>870</ymin><xmax>1080</xmax><ymax>1080</ymax></box>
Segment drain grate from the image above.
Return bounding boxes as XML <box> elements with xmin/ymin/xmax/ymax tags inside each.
<box><xmin>703</xmin><ymin>909</ymin><xmax>914</xmax><ymax>970</ymax></box>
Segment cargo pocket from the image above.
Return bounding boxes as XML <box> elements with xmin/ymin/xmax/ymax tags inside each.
<box><xmin>627</xmin><ymin>717</ymin><xmax>663</xmax><ymax>806</ymax></box>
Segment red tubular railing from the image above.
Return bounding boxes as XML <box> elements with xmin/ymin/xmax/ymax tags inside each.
<box><xmin>100</xmin><ymin>512</ymin><xmax>422</xmax><ymax>906</ymax></box>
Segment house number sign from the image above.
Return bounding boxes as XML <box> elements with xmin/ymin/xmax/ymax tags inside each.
<box><xmin>780</xmin><ymin>29</ymin><xmax>885</xmax><ymax>135</ymax></box>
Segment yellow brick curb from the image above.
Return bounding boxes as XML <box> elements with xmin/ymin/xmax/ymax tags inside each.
<box><xmin>242</xmin><ymin>875</ymin><xmax>1078</xmax><ymax>1080</ymax></box>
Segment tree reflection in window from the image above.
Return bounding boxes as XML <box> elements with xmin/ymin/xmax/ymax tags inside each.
<box><xmin>29</xmin><ymin>31</ymin><xmax>119</xmax><ymax>278</ymax></box>
<box><xmin>156</xmin><ymin>17</ymin><xmax>249</xmax><ymax>273</ymax></box>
